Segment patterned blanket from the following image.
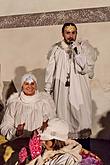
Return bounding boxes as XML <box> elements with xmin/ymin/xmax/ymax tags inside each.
<box><xmin>0</xmin><ymin>135</ymin><xmax>103</xmax><ymax>165</ymax></box>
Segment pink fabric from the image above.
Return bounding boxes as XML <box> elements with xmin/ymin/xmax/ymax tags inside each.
<box><xmin>29</xmin><ymin>134</ymin><xmax>42</xmax><ymax>160</ymax></box>
<box><xmin>19</xmin><ymin>147</ymin><xmax>28</xmax><ymax>163</ymax></box>
<box><xmin>19</xmin><ymin>134</ymin><xmax>42</xmax><ymax>163</ymax></box>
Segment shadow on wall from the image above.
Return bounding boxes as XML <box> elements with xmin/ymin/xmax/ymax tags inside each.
<box><xmin>2</xmin><ymin>66</ymin><xmax>27</xmax><ymax>104</ymax></box>
<box><xmin>96</xmin><ymin>111</ymin><xmax>110</xmax><ymax>140</ymax></box>
<box><xmin>92</xmin><ymin>100</ymin><xmax>110</xmax><ymax>140</ymax></box>
<box><xmin>2</xmin><ymin>66</ymin><xmax>46</xmax><ymax>105</ymax></box>
<box><xmin>0</xmin><ymin>100</ymin><xmax>4</xmax><ymax>124</ymax></box>
<box><xmin>31</xmin><ymin>68</ymin><xmax>46</xmax><ymax>92</ymax></box>
<box><xmin>13</xmin><ymin>66</ymin><xmax>27</xmax><ymax>92</ymax></box>
<box><xmin>91</xmin><ymin>100</ymin><xmax>107</xmax><ymax>139</ymax></box>
<box><xmin>2</xmin><ymin>81</ymin><xmax>17</xmax><ymax>105</ymax></box>
<box><xmin>13</xmin><ymin>66</ymin><xmax>46</xmax><ymax>92</ymax></box>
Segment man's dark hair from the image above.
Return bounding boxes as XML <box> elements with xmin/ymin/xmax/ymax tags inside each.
<box><xmin>62</xmin><ymin>22</ymin><xmax>77</xmax><ymax>34</ymax></box>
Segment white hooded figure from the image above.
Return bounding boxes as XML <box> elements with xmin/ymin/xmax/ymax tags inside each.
<box><xmin>0</xmin><ymin>73</ymin><xmax>56</xmax><ymax>140</ymax></box>
<box><xmin>28</xmin><ymin>118</ymin><xmax>82</xmax><ymax>165</ymax></box>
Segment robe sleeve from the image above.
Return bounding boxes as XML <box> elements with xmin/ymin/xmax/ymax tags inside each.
<box><xmin>75</xmin><ymin>53</ymin><xmax>87</xmax><ymax>70</ymax></box>
<box><xmin>44</xmin><ymin>45</ymin><xmax>58</xmax><ymax>94</ymax></box>
<box><xmin>79</xmin><ymin>40</ymin><xmax>98</xmax><ymax>79</ymax></box>
<box><xmin>0</xmin><ymin>102</ymin><xmax>17</xmax><ymax>140</ymax></box>
<box><xmin>40</xmin><ymin>92</ymin><xmax>56</xmax><ymax>121</ymax></box>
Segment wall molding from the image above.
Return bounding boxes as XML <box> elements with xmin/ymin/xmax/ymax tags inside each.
<box><xmin>0</xmin><ymin>6</ymin><xmax>110</xmax><ymax>29</ymax></box>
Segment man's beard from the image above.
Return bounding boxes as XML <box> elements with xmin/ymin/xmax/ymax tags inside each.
<box><xmin>64</xmin><ymin>39</ymin><xmax>74</xmax><ymax>45</ymax></box>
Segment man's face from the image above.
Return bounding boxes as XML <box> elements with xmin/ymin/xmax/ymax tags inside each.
<box><xmin>22</xmin><ymin>80</ymin><xmax>36</xmax><ymax>96</ymax></box>
<box><xmin>62</xmin><ymin>25</ymin><xmax>77</xmax><ymax>44</ymax></box>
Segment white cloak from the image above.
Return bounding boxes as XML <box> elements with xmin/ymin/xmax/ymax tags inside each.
<box><xmin>45</xmin><ymin>40</ymin><xmax>97</xmax><ymax>134</ymax></box>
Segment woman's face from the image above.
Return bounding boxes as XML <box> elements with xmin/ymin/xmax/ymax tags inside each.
<box><xmin>22</xmin><ymin>80</ymin><xmax>37</xmax><ymax>96</ymax></box>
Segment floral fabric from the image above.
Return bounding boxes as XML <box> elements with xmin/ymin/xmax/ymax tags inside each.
<box><xmin>80</xmin><ymin>148</ymin><xmax>103</xmax><ymax>165</ymax></box>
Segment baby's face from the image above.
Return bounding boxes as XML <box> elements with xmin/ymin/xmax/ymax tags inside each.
<box><xmin>42</xmin><ymin>140</ymin><xmax>53</xmax><ymax>150</ymax></box>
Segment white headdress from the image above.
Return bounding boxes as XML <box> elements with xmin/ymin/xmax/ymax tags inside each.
<box><xmin>21</xmin><ymin>73</ymin><xmax>37</xmax><ymax>87</ymax></box>
<box><xmin>40</xmin><ymin>118</ymin><xmax>69</xmax><ymax>141</ymax></box>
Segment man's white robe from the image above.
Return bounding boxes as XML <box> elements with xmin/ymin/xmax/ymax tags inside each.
<box><xmin>45</xmin><ymin>40</ymin><xmax>97</xmax><ymax>135</ymax></box>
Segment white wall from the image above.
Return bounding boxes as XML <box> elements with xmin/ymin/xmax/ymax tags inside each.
<box><xmin>78</xmin><ymin>22</ymin><xmax>110</xmax><ymax>138</ymax></box>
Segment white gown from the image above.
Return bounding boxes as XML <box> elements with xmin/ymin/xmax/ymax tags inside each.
<box><xmin>45</xmin><ymin>40</ymin><xmax>98</xmax><ymax>135</ymax></box>
<box><xmin>0</xmin><ymin>91</ymin><xmax>56</xmax><ymax>140</ymax></box>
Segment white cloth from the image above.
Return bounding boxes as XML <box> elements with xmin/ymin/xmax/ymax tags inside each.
<box><xmin>0</xmin><ymin>91</ymin><xmax>56</xmax><ymax>140</ymax></box>
<box><xmin>45</xmin><ymin>40</ymin><xmax>97</xmax><ymax>133</ymax></box>
<box><xmin>40</xmin><ymin>118</ymin><xmax>69</xmax><ymax>141</ymax></box>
